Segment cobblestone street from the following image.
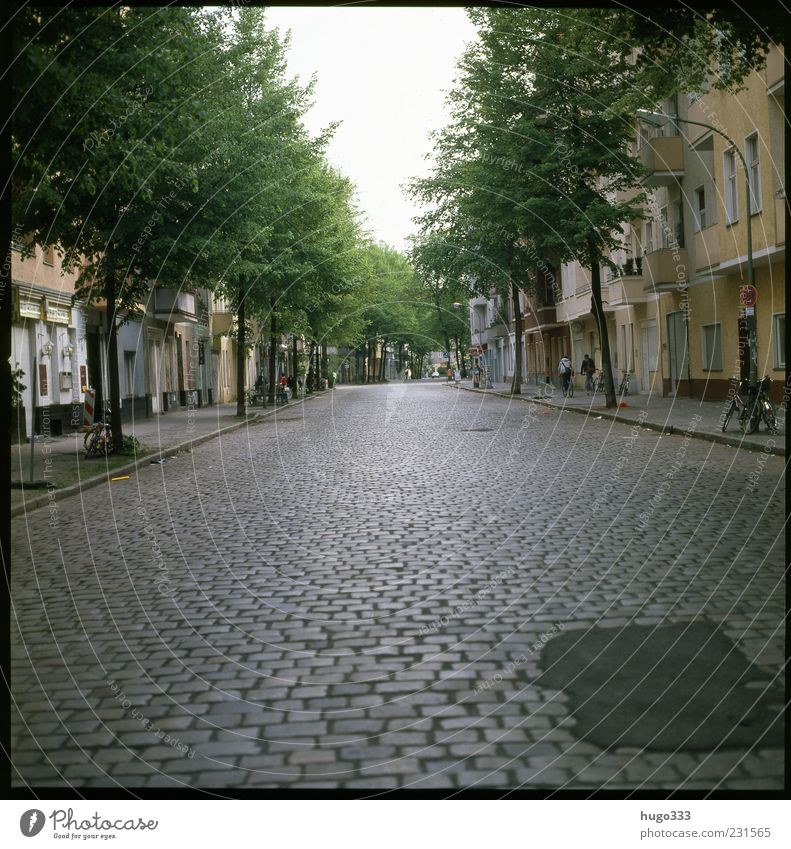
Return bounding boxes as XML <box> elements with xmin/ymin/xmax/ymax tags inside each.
<box><xmin>11</xmin><ymin>382</ymin><xmax>785</xmax><ymax>790</ymax></box>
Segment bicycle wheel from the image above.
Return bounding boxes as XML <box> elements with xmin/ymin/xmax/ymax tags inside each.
<box><xmin>762</xmin><ymin>404</ymin><xmax>777</xmax><ymax>434</ymax></box>
<box><xmin>742</xmin><ymin>408</ymin><xmax>759</xmax><ymax>434</ymax></box>
<box><xmin>721</xmin><ymin>401</ymin><xmax>734</xmax><ymax>432</ymax></box>
<box><xmin>567</xmin><ymin>379</ymin><xmax>574</xmax><ymax>398</ymax></box>
<box><xmin>84</xmin><ymin>430</ymin><xmax>100</xmax><ymax>456</ymax></box>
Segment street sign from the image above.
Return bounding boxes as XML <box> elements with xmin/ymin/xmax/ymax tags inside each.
<box><xmin>739</xmin><ymin>285</ymin><xmax>757</xmax><ymax>307</ymax></box>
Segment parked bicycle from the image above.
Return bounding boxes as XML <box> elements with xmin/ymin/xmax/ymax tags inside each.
<box><xmin>618</xmin><ymin>370</ymin><xmax>632</xmax><ymax>396</ymax></box>
<box><xmin>720</xmin><ymin>379</ymin><xmax>750</xmax><ymax>432</ymax></box>
<box><xmin>83</xmin><ymin>421</ymin><xmax>114</xmax><ymax>457</ymax></box>
<box><xmin>742</xmin><ymin>376</ymin><xmax>778</xmax><ymax>435</ymax></box>
<box><xmin>591</xmin><ymin>371</ymin><xmax>606</xmax><ymax>395</ymax></box>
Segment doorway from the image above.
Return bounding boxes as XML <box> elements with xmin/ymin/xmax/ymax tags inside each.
<box><xmin>667</xmin><ymin>311</ymin><xmax>688</xmax><ymax>394</ymax></box>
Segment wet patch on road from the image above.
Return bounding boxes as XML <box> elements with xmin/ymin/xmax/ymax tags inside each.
<box><xmin>537</xmin><ymin>622</ymin><xmax>783</xmax><ymax>751</ymax></box>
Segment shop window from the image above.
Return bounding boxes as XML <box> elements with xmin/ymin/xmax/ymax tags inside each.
<box><xmin>701</xmin><ymin>323</ymin><xmax>723</xmax><ymax>370</ymax></box>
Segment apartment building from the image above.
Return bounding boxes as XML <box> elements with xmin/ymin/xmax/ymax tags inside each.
<box><xmin>471</xmin><ymin>43</ymin><xmax>785</xmax><ymax>401</ymax></box>
<box><xmin>10</xmin><ymin>236</ymin><xmax>219</xmax><ymax>438</ymax></box>
<box><xmin>10</xmin><ymin>242</ymin><xmax>90</xmax><ymax>440</ymax></box>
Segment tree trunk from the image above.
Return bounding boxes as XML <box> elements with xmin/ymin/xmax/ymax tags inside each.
<box><xmin>306</xmin><ymin>342</ymin><xmax>316</xmax><ymax>392</ymax></box>
<box><xmin>588</xmin><ymin>235</ymin><xmax>617</xmax><ymax>408</ymax></box>
<box><xmin>454</xmin><ymin>336</ymin><xmax>465</xmax><ymax>378</ymax></box>
<box><xmin>105</xmin><ymin>273</ymin><xmax>124</xmax><ymax>450</ymax></box>
<box><xmin>315</xmin><ymin>344</ymin><xmax>321</xmax><ymax>388</ymax></box>
<box><xmin>321</xmin><ymin>343</ymin><xmax>328</xmax><ymax>384</ymax></box>
<box><xmin>234</xmin><ymin>284</ymin><xmax>246</xmax><ymax>416</ymax></box>
<box><xmin>292</xmin><ymin>335</ymin><xmax>298</xmax><ymax>392</ymax></box>
<box><xmin>510</xmin><ymin>279</ymin><xmax>523</xmax><ymax>395</ymax></box>
<box><xmin>267</xmin><ymin>301</ymin><xmax>277</xmax><ymax>406</ymax></box>
<box><xmin>379</xmin><ymin>339</ymin><xmax>387</xmax><ymax>381</ymax></box>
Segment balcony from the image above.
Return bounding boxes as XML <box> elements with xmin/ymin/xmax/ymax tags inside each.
<box><xmin>639</xmin><ymin>136</ymin><xmax>685</xmax><ymax>186</ymax></box>
<box><xmin>765</xmin><ymin>45</ymin><xmax>785</xmax><ymax>96</ymax></box>
<box><xmin>523</xmin><ymin>305</ymin><xmax>558</xmax><ymax>331</ymax></box>
<box><xmin>642</xmin><ymin>247</ymin><xmax>688</xmax><ymax>287</ymax></box>
<box><xmin>153</xmin><ymin>288</ymin><xmax>197</xmax><ymax>323</ymax></box>
<box><xmin>607</xmin><ymin>273</ymin><xmax>651</xmax><ymax>306</ymax></box>
<box><xmin>615</xmin><ymin>185</ymin><xmax>643</xmax><ymax>206</ymax></box>
<box><xmin>486</xmin><ymin>318</ymin><xmax>509</xmax><ymax>338</ymax></box>
<box><xmin>693</xmin><ymin>226</ymin><xmax>720</xmax><ymax>271</ymax></box>
<box><xmin>776</xmin><ymin>196</ymin><xmax>786</xmax><ymax>246</ymax></box>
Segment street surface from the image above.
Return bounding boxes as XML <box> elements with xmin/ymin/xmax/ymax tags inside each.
<box><xmin>11</xmin><ymin>382</ymin><xmax>785</xmax><ymax>789</ymax></box>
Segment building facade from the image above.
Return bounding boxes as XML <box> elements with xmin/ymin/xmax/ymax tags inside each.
<box><xmin>468</xmin><ymin>44</ymin><xmax>786</xmax><ymax>402</ymax></box>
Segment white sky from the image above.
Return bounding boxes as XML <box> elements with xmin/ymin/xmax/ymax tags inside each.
<box><xmin>263</xmin><ymin>6</ymin><xmax>477</xmax><ymax>251</ymax></box>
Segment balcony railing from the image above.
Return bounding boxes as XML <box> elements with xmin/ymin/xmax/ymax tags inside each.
<box><xmin>765</xmin><ymin>45</ymin><xmax>785</xmax><ymax>95</ymax></box>
<box><xmin>523</xmin><ymin>305</ymin><xmax>558</xmax><ymax>331</ymax></box>
<box><xmin>642</xmin><ymin>247</ymin><xmax>688</xmax><ymax>287</ymax></box>
<box><xmin>693</xmin><ymin>226</ymin><xmax>720</xmax><ymax>271</ymax></box>
<box><xmin>639</xmin><ymin>136</ymin><xmax>685</xmax><ymax>187</ymax></box>
<box><xmin>153</xmin><ymin>288</ymin><xmax>197</xmax><ymax>323</ymax></box>
<box><xmin>776</xmin><ymin>195</ymin><xmax>786</xmax><ymax>246</ymax></box>
<box><xmin>607</xmin><ymin>274</ymin><xmax>650</xmax><ymax>306</ymax></box>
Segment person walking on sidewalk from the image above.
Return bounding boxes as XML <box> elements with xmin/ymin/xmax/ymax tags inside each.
<box><xmin>581</xmin><ymin>353</ymin><xmax>595</xmax><ymax>394</ymax></box>
<box><xmin>558</xmin><ymin>355</ymin><xmax>573</xmax><ymax>394</ymax></box>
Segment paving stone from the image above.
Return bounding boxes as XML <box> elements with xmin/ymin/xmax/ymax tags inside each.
<box><xmin>10</xmin><ymin>384</ymin><xmax>785</xmax><ymax>790</ymax></box>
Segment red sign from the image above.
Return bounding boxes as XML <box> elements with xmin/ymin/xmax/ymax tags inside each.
<box><xmin>739</xmin><ymin>285</ymin><xmax>757</xmax><ymax>307</ymax></box>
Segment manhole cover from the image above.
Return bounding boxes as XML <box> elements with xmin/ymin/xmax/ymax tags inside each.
<box><xmin>461</xmin><ymin>427</ymin><xmax>492</xmax><ymax>432</ymax></box>
<box><xmin>538</xmin><ymin>623</ymin><xmax>783</xmax><ymax>751</ymax></box>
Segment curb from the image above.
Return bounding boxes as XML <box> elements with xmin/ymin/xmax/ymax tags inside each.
<box><xmin>11</xmin><ymin>391</ymin><xmax>326</xmax><ymax>519</ymax></box>
<box><xmin>450</xmin><ymin>384</ymin><xmax>786</xmax><ymax>457</ymax></box>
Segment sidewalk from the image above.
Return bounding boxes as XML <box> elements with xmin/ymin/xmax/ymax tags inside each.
<box><xmin>10</xmin><ymin>392</ymin><xmax>323</xmax><ymax>516</ymax></box>
<box><xmin>449</xmin><ymin>379</ymin><xmax>786</xmax><ymax>456</ymax></box>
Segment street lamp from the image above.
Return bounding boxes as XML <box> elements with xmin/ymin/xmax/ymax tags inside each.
<box><xmin>637</xmin><ymin>109</ymin><xmax>757</xmax><ymax>387</ymax></box>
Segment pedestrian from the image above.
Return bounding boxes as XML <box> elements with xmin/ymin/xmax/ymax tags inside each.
<box><xmin>581</xmin><ymin>353</ymin><xmax>595</xmax><ymax>394</ymax></box>
<box><xmin>558</xmin><ymin>354</ymin><xmax>573</xmax><ymax>394</ymax></box>
<box><xmin>447</xmin><ymin>367</ymin><xmax>453</xmax><ymax>383</ymax></box>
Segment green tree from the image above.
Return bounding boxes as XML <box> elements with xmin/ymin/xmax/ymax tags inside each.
<box><xmin>598</xmin><ymin>5</ymin><xmax>783</xmax><ymax>106</ymax></box>
<box><xmin>12</xmin><ymin>6</ymin><xmax>230</xmax><ymax>445</ymax></box>
<box><xmin>411</xmin><ymin>8</ymin><xmax>647</xmax><ymax>406</ymax></box>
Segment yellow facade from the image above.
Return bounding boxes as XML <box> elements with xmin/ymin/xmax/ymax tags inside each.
<box><xmin>556</xmin><ymin>44</ymin><xmax>785</xmax><ymax>402</ymax></box>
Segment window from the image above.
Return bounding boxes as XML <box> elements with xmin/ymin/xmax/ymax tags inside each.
<box><xmin>694</xmin><ymin>186</ymin><xmax>707</xmax><ymax>231</ymax></box>
<box><xmin>124</xmin><ymin>352</ymin><xmax>136</xmax><ymax>397</ymax></box>
<box><xmin>701</xmin><ymin>323</ymin><xmax>723</xmax><ymax>370</ymax></box>
<box><xmin>774</xmin><ymin>314</ymin><xmax>785</xmax><ymax>369</ymax></box>
<box><xmin>746</xmin><ymin>132</ymin><xmax>762</xmax><ymax>214</ymax></box>
<box><xmin>42</xmin><ymin>245</ymin><xmax>55</xmax><ymax>266</ymax></box>
<box><xmin>673</xmin><ymin>200</ymin><xmax>685</xmax><ymax>248</ymax></box>
<box><xmin>644</xmin><ymin>220</ymin><xmax>654</xmax><ymax>254</ymax></box>
<box><xmin>724</xmin><ymin>148</ymin><xmax>739</xmax><ymax>224</ymax></box>
<box><xmin>660</xmin><ymin>206</ymin><xmax>670</xmax><ymax>248</ymax></box>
